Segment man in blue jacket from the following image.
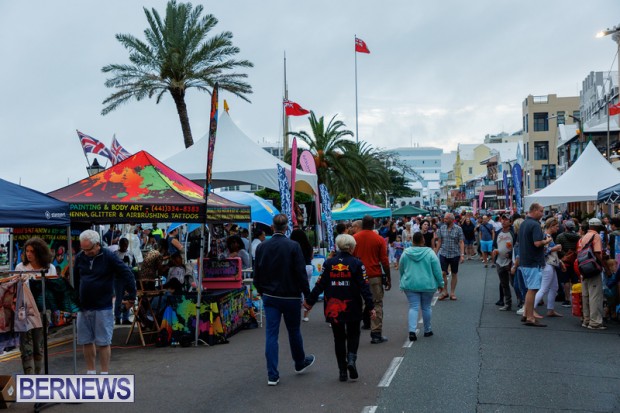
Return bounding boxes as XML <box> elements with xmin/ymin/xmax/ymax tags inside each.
<box><xmin>253</xmin><ymin>214</ymin><xmax>315</xmax><ymax>386</ymax></box>
<box><xmin>74</xmin><ymin>229</ymin><xmax>136</xmax><ymax>374</ymax></box>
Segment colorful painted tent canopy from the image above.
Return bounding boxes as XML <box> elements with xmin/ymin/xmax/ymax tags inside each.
<box><xmin>48</xmin><ymin>151</ymin><xmax>250</xmax><ymax>223</ymax></box>
<box><xmin>331</xmin><ymin>198</ymin><xmax>392</xmax><ymax>221</ymax></box>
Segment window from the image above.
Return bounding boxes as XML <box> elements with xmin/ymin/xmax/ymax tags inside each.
<box><xmin>533</xmin><ymin>112</ymin><xmax>549</xmax><ymax>132</ymax></box>
<box><xmin>525</xmin><ymin>142</ymin><xmax>529</xmax><ymax>161</ymax></box>
<box><xmin>533</xmin><ymin>95</ymin><xmax>549</xmax><ymax>104</ymax></box>
<box><xmin>523</xmin><ymin>115</ymin><xmax>528</xmax><ymax>133</ymax></box>
<box><xmin>573</xmin><ymin>110</ymin><xmax>581</xmax><ymax>121</ymax></box>
<box><xmin>468</xmin><ymin>167</ymin><xmax>473</xmax><ymax>174</ymax></box>
<box><xmin>534</xmin><ymin>170</ymin><xmax>545</xmax><ymax>189</ymax></box>
<box><xmin>542</xmin><ymin>165</ymin><xmax>556</xmax><ymax>180</ymax></box>
<box><xmin>556</xmin><ymin>111</ymin><xmax>565</xmax><ymax>125</ymax></box>
<box><xmin>534</xmin><ymin>141</ymin><xmax>549</xmax><ymax>160</ymax></box>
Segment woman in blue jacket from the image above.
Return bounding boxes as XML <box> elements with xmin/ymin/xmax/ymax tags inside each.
<box><xmin>399</xmin><ymin>232</ymin><xmax>445</xmax><ymax>341</ymax></box>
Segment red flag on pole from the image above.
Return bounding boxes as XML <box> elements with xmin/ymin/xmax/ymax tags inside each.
<box><xmin>284</xmin><ymin>100</ymin><xmax>310</xmax><ymax>116</ymax></box>
<box><xmin>355</xmin><ymin>37</ymin><xmax>370</xmax><ymax>54</ymax></box>
<box><xmin>609</xmin><ymin>104</ymin><xmax>620</xmax><ymax>116</ymax></box>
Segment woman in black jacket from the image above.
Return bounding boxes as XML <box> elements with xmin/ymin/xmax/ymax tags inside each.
<box><xmin>304</xmin><ymin>234</ymin><xmax>375</xmax><ymax>382</ymax></box>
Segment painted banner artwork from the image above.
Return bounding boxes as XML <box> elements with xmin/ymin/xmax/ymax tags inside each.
<box><xmin>299</xmin><ymin>150</ymin><xmax>321</xmax><ymax>225</ymax></box>
<box><xmin>503</xmin><ymin>170</ymin><xmax>510</xmax><ymax>208</ymax></box>
<box><xmin>277</xmin><ymin>164</ymin><xmax>293</xmax><ymax>236</ymax></box>
<box><xmin>512</xmin><ymin>163</ymin><xmax>522</xmax><ymax>214</ymax></box>
<box><xmin>12</xmin><ymin>227</ymin><xmax>85</xmax><ymax>242</ymax></box>
<box><xmin>472</xmin><ymin>199</ymin><xmax>477</xmax><ymax>215</ymax></box>
<box><xmin>478</xmin><ymin>191</ymin><xmax>485</xmax><ymax>210</ymax></box>
<box><xmin>319</xmin><ymin>184</ymin><xmax>335</xmax><ymax>252</ymax></box>
<box><xmin>290</xmin><ymin>138</ymin><xmax>298</xmax><ymax>225</ymax></box>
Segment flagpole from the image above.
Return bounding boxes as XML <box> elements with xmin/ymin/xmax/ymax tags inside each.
<box><xmin>354</xmin><ymin>35</ymin><xmax>359</xmax><ymax>144</ymax></box>
<box><xmin>283</xmin><ymin>51</ymin><xmax>289</xmax><ymax>159</ymax></box>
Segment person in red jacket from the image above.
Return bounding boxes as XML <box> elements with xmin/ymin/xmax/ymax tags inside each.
<box><xmin>353</xmin><ymin>215</ymin><xmax>390</xmax><ymax>344</ymax></box>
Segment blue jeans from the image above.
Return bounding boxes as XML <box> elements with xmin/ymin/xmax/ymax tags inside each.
<box><xmin>263</xmin><ymin>295</ymin><xmax>306</xmax><ymax>380</ymax></box>
<box><xmin>404</xmin><ymin>291</ymin><xmax>434</xmax><ymax>334</ymax></box>
<box><xmin>114</xmin><ymin>277</ymin><xmax>129</xmax><ymax>322</ymax></box>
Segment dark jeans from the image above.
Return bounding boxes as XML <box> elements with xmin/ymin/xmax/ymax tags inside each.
<box><xmin>263</xmin><ymin>295</ymin><xmax>306</xmax><ymax>380</ymax></box>
<box><xmin>114</xmin><ymin>277</ymin><xmax>129</xmax><ymax>322</ymax></box>
<box><xmin>496</xmin><ymin>265</ymin><xmax>512</xmax><ymax>307</ymax></box>
<box><xmin>331</xmin><ymin>321</ymin><xmax>361</xmax><ymax>370</ymax></box>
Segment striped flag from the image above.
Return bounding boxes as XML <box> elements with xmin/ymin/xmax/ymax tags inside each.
<box><xmin>77</xmin><ymin>130</ymin><xmax>113</xmax><ymax>161</ymax></box>
<box><xmin>110</xmin><ymin>136</ymin><xmax>132</xmax><ymax>165</ymax></box>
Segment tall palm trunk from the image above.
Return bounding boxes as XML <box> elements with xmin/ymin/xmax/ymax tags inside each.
<box><xmin>170</xmin><ymin>88</ymin><xmax>194</xmax><ymax>148</ymax></box>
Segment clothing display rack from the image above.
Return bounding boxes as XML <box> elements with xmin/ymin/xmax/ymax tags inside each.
<box><xmin>2</xmin><ymin>269</ymin><xmax>76</xmax><ymax>413</ymax></box>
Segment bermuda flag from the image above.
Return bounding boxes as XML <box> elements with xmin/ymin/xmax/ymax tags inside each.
<box><xmin>609</xmin><ymin>103</ymin><xmax>620</xmax><ymax>116</ymax></box>
<box><xmin>355</xmin><ymin>37</ymin><xmax>370</xmax><ymax>54</ymax></box>
<box><xmin>284</xmin><ymin>100</ymin><xmax>310</xmax><ymax>116</ymax></box>
<box><xmin>110</xmin><ymin>136</ymin><xmax>132</xmax><ymax>165</ymax></box>
<box><xmin>77</xmin><ymin>130</ymin><xmax>113</xmax><ymax>161</ymax></box>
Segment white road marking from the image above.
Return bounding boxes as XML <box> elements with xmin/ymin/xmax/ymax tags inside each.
<box><xmin>361</xmin><ymin>407</ymin><xmax>377</xmax><ymax>413</ymax></box>
<box><xmin>378</xmin><ymin>357</ymin><xmax>404</xmax><ymax>387</ymax></box>
<box><xmin>432</xmin><ymin>296</ymin><xmax>438</xmax><ymax>306</ymax></box>
<box><xmin>402</xmin><ymin>328</ymin><xmax>420</xmax><ymax>348</ymax></box>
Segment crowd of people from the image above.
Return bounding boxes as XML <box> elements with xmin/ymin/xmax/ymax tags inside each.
<box><xmin>4</xmin><ymin>204</ymin><xmax>617</xmax><ymax>385</ymax></box>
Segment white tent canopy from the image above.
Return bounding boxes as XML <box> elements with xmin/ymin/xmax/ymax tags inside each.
<box><xmin>524</xmin><ymin>141</ymin><xmax>620</xmax><ymax>208</ymax></box>
<box><xmin>165</xmin><ymin>112</ymin><xmax>318</xmax><ymax>195</ymax></box>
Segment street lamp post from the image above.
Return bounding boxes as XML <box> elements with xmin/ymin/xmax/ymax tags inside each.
<box><xmin>86</xmin><ymin>158</ymin><xmax>105</xmax><ymax>176</ymax></box>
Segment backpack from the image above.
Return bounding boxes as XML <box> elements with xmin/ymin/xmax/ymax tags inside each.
<box><xmin>577</xmin><ymin>236</ymin><xmax>602</xmax><ymax>278</ymax></box>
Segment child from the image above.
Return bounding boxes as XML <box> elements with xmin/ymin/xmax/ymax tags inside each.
<box><xmin>393</xmin><ymin>236</ymin><xmax>404</xmax><ymax>270</ymax></box>
<box><xmin>167</xmin><ymin>252</ymin><xmax>192</xmax><ymax>285</ymax></box>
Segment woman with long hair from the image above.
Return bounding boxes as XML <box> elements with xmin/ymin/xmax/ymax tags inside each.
<box><xmin>533</xmin><ymin>218</ymin><xmax>564</xmax><ymax>318</ymax></box>
<box><xmin>15</xmin><ymin>237</ymin><xmax>55</xmax><ymax>374</ymax></box>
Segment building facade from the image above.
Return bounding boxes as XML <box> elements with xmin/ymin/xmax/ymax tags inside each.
<box><xmin>521</xmin><ymin>94</ymin><xmax>580</xmax><ymax>195</ymax></box>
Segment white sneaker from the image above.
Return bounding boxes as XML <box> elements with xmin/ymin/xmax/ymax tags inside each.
<box><xmin>302</xmin><ymin>317</ymin><xmax>309</xmax><ymax>322</ymax></box>
<box><xmin>516</xmin><ymin>307</ymin><xmax>524</xmax><ymax>315</ymax></box>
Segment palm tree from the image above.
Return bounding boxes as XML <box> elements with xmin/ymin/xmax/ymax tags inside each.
<box><xmin>101</xmin><ymin>1</ymin><xmax>253</xmax><ymax>148</ymax></box>
<box><xmin>287</xmin><ymin>112</ymin><xmax>390</xmax><ymax>199</ymax></box>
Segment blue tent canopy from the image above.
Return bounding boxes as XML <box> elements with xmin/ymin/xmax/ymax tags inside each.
<box><xmin>218</xmin><ymin>191</ymin><xmax>280</xmax><ymax>225</ymax></box>
<box><xmin>331</xmin><ymin>198</ymin><xmax>392</xmax><ymax>221</ymax></box>
<box><xmin>0</xmin><ymin>178</ymin><xmax>70</xmax><ymax>227</ymax></box>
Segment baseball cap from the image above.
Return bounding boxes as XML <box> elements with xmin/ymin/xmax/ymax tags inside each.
<box><xmin>500</xmin><ymin>213</ymin><xmax>511</xmax><ymax>220</ymax></box>
<box><xmin>564</xmin><ymin>220</ymin><xmax>575</xmax><ymax>229</ymax></box>
<box><xmin>588</xmin><ymin>218</ymin><xmax>602</xmax><ymax>226</ymax></box>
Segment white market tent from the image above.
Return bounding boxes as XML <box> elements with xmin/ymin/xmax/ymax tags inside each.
<box><xmin>165</xmin><ymin>112</ymin><xmax>318</xmax><ymax>195</ymax></box>
<box><xmin>524</xmin><ymin>141</ymin><xmax>620</xmax><ymax>208</ymax></box>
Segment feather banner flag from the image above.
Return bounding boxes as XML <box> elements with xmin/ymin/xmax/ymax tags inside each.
<box><xmin>290</xmin><ymin>138</ymin><xmax>298</xmax><ymax>226</ymax></box>
<box><xmin>299</xmin><ymin>150</ymin><xmax>321</xmax><ymax>225</ymax></box>
<box><xmin>277</xmin><ymin>164</ymin><xmax>293</xmax><ymax>237</ymax></box>
<box><xmin>319</xmin><ymin>184</ymin><xmax>335</xmax><ymax>252</ymax></box>
<box><xmin>205</xmin><ymin>84</ymin><xmax>219</xmax><ymax>195</ymax></box>
<box><xmin>503</xmin><ymin>170</ymin><xmax>510</xmax><ymax>209</ymax></box>
<box><xmin>512</xmin><ymin>163</ymin><xmax>523</xmax><ymax>214</ymax></box>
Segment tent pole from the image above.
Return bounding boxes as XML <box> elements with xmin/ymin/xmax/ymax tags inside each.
<box><xmin>67</xmin><ymin>224</ymin><xmax>77</xmax><ymax>374</ymax></box>
<box><xmin>195</xmin><ymin>224</ymin><xmax>206</xmax><ymax>346</ymax></box>
<box><xmin>8</xmin><ymin>232</ymin><xmax>14</xmax><ymax>271</ymax></box>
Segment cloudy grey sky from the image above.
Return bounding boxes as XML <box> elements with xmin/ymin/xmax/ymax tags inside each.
<box><xmin>1</xmin><ymin>1</ymin><xmax>619</xmax><ymax>193</ymax></box>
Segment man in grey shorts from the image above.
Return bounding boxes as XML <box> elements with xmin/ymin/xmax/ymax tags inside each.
<box><xmin>74</xmin><ymin>230</ymin><xmax>136</xmax><ymax>374</ymax></box>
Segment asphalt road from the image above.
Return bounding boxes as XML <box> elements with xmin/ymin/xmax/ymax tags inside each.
<box><xmin>3</xmin><ymin>259</ymin><xmax>620</xmax><ymax>412</ymax></box>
